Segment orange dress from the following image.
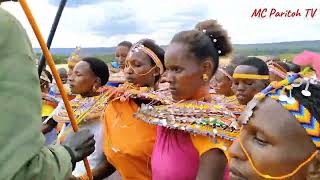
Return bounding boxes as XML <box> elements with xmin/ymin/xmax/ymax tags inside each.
<box><xmin>102</xmin><ymin>99</ymin><xmax>156</xmax><ymax>180</ymax></box>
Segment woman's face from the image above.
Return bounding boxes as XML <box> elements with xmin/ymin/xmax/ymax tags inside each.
<box><xmin>232</xmin><ymin>65</ymin><xmax>267</xmax><ymax>105</ymax></box>
<box><xmin>212</xmin><ymin>70</ymin><xmax>232</xmax><ymax>96</ymax></box>
<box><xmin>228</xmin><ymin>97</ymin><xmax>318</xmax><ymax>180</ymax></box>
<box><xmin>115</xmin><ymin>45</ymin><xmax>130</xmax><ymax>69</ymax></box>
<box><xmin>124</xmin><ymin>50</ymin><xmax>158</xmax><ymax>87</ymax></box>
<box><xmin>165</xmin><ymin>42</ymin><xmax>212</xmax><ymax>101</ymax></box>
<box><xmin>68</xmin><ymin>61</ymin><xmax>98</xmax><ymax>95</ymax></box>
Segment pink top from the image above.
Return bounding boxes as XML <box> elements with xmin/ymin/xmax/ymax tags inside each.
<box><xmin>152</xmin><ymin>127</ymin><xmax>229</xmax><ymax>180</ymax></box>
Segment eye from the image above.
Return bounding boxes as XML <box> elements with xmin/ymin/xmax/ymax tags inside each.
<box><xmin>245</xmin><ymin>80</ymin><xmax>254</xmax><ymax>86</ymax></box>
<box><xmin>253</xmin><ymin>133</ymin><xmax>269</xmax><ymax>146</ymax></box>
<box><xmin>172</xmin><ymin>67</ymin><xmax>182</xmax><ymax>73</ymax></box>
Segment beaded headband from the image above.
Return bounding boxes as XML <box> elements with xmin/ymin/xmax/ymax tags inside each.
<box><xmin>233</xmin><ymin>73</ymin><xmax>270</xmax><ymax>80</ymax></box>
<box><xmin>218</xmin><ymin>68</ymin><xmax>232</xmax><ymax>80</ymax></box>
<box><xmin>241</xmin><ymin>72</ymin><xmax>320</xmax><ymax>149</ymax></box>
<box><xmin>67</xmin><ymin>47</ymin><xmax>81</xmax><ymax>65</ymax></box>
<box><xmin>129</xmin><ymin>43</ymin><xmax>164</xmax><ymax>74</ymax></box>
<box><xmin>269</xmin><ymin>67</ymin><xmax>287</xmax><ymax>79</ymax></box>
<box><xmin>237</xmin><ymin>71</ymin><xmax>320</xmax><ymax>179</ymax></box>
<box><xmin>269</xmin><ymin>88</ymin><xmax>320</xmax><ymax>148</ymax></box>
<box><xmin>268</xmin><ymin>61</ymin><xmax>287</xmax><ymax>79</ymax></box>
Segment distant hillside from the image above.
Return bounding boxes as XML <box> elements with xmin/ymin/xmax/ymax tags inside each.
<box><xmin>34</xmin><ymin>40</ymin><xmax>320</xmax><ymax>56</ymax></box>
<box><xmin>34</xmin><ymin>47</ymin><xmax>116</xmax><ymax>56</ymax></box>
<box><xmin>233</xmin><ymin>40</ymin><xmax>320</xmax><ymax>56</ymax></box>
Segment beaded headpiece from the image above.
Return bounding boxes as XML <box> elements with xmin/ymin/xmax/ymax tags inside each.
<box><xmin>67</xmin><ymin>46</ymin><xmax>81</xmax><ymax>66</ymax></box>
<box><xmin>237</xmin><ymin>70</ymin><xmax>320</xmax><ymax>179</ymax></box>
<box><xmin>232</xmin><ymin>73</ymin><xmax>270</xmax><ymax>80</ymax></box>
<box><xmin>267</xmin><ymin>61</ymin><xmax>287</xmax><ymax>79</ymax></box>
<box><xmin>128</xmin><ymin>41</ymin><xmax>164</xmax><ymax>74</ymax></box>
<box><xmin>241</xmin><ymin>72</ymin><xmax>320</xmax><ymax>149</ymax></box>
<box><xmin>218</xmin><ymin>67</ymin><xmax>232</xmax><ymax>80</ymax></box>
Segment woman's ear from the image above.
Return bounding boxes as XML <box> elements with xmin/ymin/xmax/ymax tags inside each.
<box><xmin>201</xmin><ymin>59</ymin><xmax>214</xmax><ymax>77</ymax></box>
<box><xmin>153</xmin><ymin>67</ymin><xmax>161</xmax><ymax>77</ymax></box>
<box><xmin>95</xmin><ymin>77</ymin><xmax>102</xmax><ymax>87</ymax></box>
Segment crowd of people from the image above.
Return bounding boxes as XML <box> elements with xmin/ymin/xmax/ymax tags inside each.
<box><xmin>1</xmin><ymin>6</ymin><xmax>320</xmax><ymax>180</ymax></box>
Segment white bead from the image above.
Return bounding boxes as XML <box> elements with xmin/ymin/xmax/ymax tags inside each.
<box><xmin>213</xmin><ymin>39</ymin><xmax>217</xmax><ymax>42</ymax></box>
<box><xmin>301</xmin><ymin>90</ymin><xmax>311</xmax><ymax>97</ymax></box>
<box><xmin>218</xmin><ymin>50</ymin><xmax>222</xmax><ymax>54</ymax></box>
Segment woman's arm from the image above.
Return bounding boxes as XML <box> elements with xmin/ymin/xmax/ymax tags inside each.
<box><xmin>196</xmin><ymin>149</ymin><xmax>227</xmax><ymax>180</ymax></box>
<box><xmin>75</xmin><ymin>154</ymin><xmax>116</xmax><ymax>180</ymax></box>
<box><xmin>93</xmin><ymin>155</ymin><xmax>116</xmax><ymax>180</ymax></box>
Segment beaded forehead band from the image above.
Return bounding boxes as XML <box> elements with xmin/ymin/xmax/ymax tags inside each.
<box><xmin>232</xmin><ymin>73</ymin><xmax>270</xmax><ymax>80</ymax></box>
<box><xmin>237</xmin><ymin>70</ymin><xmax>320</xmax><ymax>179</ymax></box>
<box><xmin>268</xmin><ymin>61</ymin><xmax>287</xmax><ymax>79</ymax></box>
<box><xmin>218</xmin><ymin>68</ymin><xmax>232</xmax><ymax>80</ymax></box>
<box><xmin>128</xmin><ymin>43</ymin><xmax>164</xmax><ymax>74</ymax></box>
<box><xmin>241</xmin><ymin>72</ymin><xmax>320</xmax><ymax>149</ymax></box>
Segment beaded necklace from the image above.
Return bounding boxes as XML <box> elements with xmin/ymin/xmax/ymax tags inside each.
<box><xmin>135</xmin><ymin>97</ymin><xmax>240</xmax><ymax>142</ymax></box>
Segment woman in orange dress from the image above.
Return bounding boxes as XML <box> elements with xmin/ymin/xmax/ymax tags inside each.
<box><xmin>81</xmin><ymin>39</ymin><xmax>166</xmax><ymax>180</ymax></box>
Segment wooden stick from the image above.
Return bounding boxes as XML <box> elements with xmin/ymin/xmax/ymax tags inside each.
<box><xmin>19</xmin><ymin>0</ymin><xmax>93</xmax><ymax>179</ymax></box>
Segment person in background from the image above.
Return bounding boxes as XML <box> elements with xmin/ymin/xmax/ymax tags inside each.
<box><xmin>232</xmin><ymin>57</ymin><xmax>270</xmax><ymax>105</ymax></box>
<box><xmin>67</xmin><ymin>47</ymin><xmax>81</xmax><ymax>76</ymax></box>
<box><xmin>211</xmin><ymin>55</ymin><xmax>247</xmax><ymax>96</ymax></box>
<box><xmin>0</xmin><ymin>7</ymin><xmax>95</xmax><ymax>179</ymax></box>
<box><xmin>54</xmin><ymin>57</ymin><xmax>110</xmax><ymax>178</ymax></box>
<box><xmin>108</xmin><ymin>41</ymin><xmax>133</xmax><ymax>87</ymax></box>
<box><xmin>40</xmin><ymin>70</ymin><xmax>59</xmax><ymax>145</ymax></box>
<box><xmin>58</xmin><ymin>67</ymin><xmax>68</xmax><ymax>84</ymax></box>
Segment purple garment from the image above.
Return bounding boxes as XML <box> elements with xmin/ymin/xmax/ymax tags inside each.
<box><xmin>152</xmin><ymin>127</ymin><xmax>200</xmax><ymax>180</ymax></box>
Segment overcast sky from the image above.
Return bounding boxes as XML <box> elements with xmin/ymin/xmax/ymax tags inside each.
<box><xmin>2</xmin><ymin>0</ymin><xmax>320</xmax><ymax>47</ymax></box>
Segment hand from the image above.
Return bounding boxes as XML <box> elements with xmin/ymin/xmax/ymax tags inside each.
<box><xmin>62</xmin><ymin>129</ymin><xmax>95</xmax><ymax>166</ymax></box>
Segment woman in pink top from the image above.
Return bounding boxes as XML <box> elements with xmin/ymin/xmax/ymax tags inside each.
<box><xmin>151</xmin><ymin>20</ymin><xmax>233</xmax><ymax>180</ymax></box>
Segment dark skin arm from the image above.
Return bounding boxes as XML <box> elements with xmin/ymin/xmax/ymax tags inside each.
<box><xmin>69</xmin><ymin>155</ymin><xmax>116</xmax><ymax>180</ymax></box>
<box><xmin>41</xmin><ymin>118</ymin><xmax>57</xmax><ymax>134</ymax></box>
<box><xmin>196</xmin><ymin>149</ymin><xmax>227</xmax><ymax>180</ymax></box>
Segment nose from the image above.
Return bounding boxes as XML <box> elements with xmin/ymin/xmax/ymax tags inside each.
<box><xmin>165</xmin><ymin>71</ymin><xmax>175</xmax><ymax>84</ymax></box>
<box><xmin>228</xmin><ymin>137</ymin><xmax>247</xmax><ymax>161</ymax></box>
<box><xmin>68</xmin><ymin>72</ymin><xmax>75</xmax><ymax>83</ymax></box>
<box><xmin>124</xmin><ymin>64</ymin><xmax>134</xmax><ymax>75</ymax></box>
<box><xmin>236</xmin><ymin>82</ymin><xmax>246</xmax><ymax>92</ymax></box>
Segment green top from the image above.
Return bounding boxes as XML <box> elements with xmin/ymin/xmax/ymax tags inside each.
<box><xmin>0</xmin><ymin>8</ymin><xmax>72</xmax><ymax>180</ymax></box>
